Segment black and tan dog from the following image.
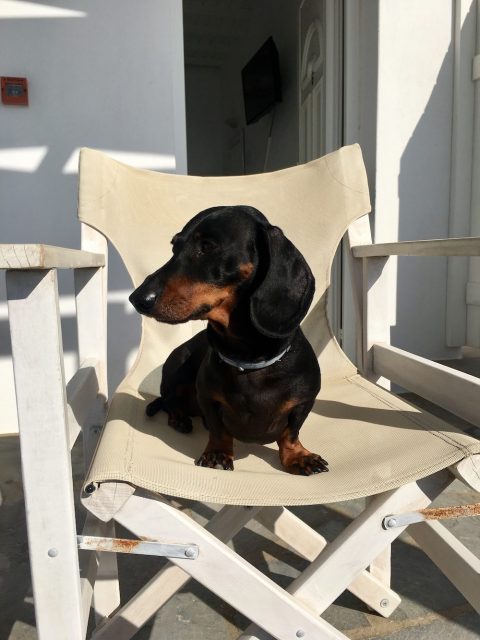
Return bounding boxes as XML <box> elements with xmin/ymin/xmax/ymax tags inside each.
<box><xmin>129</xmin><ymin>205</ymin><xmax>327</xmax><ymax>475</ymax></box>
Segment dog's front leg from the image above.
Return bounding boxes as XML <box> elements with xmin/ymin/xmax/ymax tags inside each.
<box><xmin>195</xmin><ymin>400</ymin><xmax>234</xmax><ymax>470</ymax></box>
<box><xmin>277</xmin><ymin>400</ymin><xmax>329</xmax><ymax>476</ymax></box>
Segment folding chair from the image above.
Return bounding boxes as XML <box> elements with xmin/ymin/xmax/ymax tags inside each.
<box><xmin>3</xmin><ymin>144</ymin><xmax>480</xmax><ymax>640</ymax></box>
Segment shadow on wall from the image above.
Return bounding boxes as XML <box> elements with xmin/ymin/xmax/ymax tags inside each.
<box><xmin>394</xmin><ymin>20</ymin><xmax>467</xmax><ymax>361</ymax></box>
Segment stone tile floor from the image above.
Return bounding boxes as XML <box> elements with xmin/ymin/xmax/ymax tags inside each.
<box><xmin>1</xmin><ymin>351</ymin><xmax>480</xmax><ymax>639</ymax></box>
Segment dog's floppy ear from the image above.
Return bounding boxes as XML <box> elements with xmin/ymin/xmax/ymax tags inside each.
<box><xmin>250</xmin><ymin>225</ymin><xmax>315</xmax><ymax>338</ymax></box>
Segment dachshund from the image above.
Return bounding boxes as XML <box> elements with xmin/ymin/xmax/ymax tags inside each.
<box><xmin>129</xmin><ymin>205</ymin><xmax>327</xmax><ymax>475</ymax></box>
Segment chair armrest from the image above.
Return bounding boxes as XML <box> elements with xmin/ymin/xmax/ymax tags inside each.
<box><xmin>373</xmin><ymin>343</ymin><xmax>480</xmax><ymax>429</ymax></box>
<box><xmin>0</xmin><ymin>244</ymin><xmax>105</xmax><ymax>270</ymax></box>
<box><xmin>352</xmin><ymin>237</ymin><xmax>480</xmax><ymax>258</ymax></box>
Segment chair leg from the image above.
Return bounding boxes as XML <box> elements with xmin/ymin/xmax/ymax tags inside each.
<box><xmin>238</xmin><ymin>471</ymin><xmax>452</xmax><ymax>640</ymax></box>
<box><xmin>367</xmin><ymin>495</ymin><xmax>392</xmax><ymax>587</ymax></box>
<box><xmin>408</xmin><ymin>519</ymin><xmax>480</xmax><ymax>613</ymax></box>
<box><xmin>93</xmin><ymin>520</ymin><xmax>121</xmax><ymax>622</ymax></box>
<box><xmin>113</xmin><ymin>491</ymin><xmax>350</xmax><ymax>640</ymax></box>
<box><xmin>7</xmin><ymin>270</ymin><xmax>84</xmax><ymax>639</ymax></box>
<box><xmin>91</xmin><ymin>505</ymin><xmax>261</xmax><ymax>640</ymax></box>
<box><xmin>255</xmin><ymin>506</ymin><xmax>400</xmax><ymax>616</ymax></box>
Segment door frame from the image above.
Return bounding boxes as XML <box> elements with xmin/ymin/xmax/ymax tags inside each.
<box><xmin>298</xmin><ymin>0</ymin><xmax>344</xmax><ymax>343</ymax></box>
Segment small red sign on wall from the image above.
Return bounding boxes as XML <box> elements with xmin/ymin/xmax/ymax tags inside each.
<box><xmin>1</xmin><ymin>77</ymin><xmax>29</xmax><ymax>106</ymax></box>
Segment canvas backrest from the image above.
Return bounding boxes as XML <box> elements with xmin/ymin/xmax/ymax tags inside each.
<box><xmin>78</xmin><ymin>145</ymin><xmax>370</xmax><ymax>394</ymax></box>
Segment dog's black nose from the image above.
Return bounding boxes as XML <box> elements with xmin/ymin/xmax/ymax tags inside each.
<box><xmin>129</xmin><ymin>291</ymin><xmax>157</xmax><ymax>314</ymax></box>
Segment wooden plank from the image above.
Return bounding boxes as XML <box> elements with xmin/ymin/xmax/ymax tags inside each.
<box><xmin>76</xmin><ymin>225</ymin><xmax>108</xmax><ymax>465</ymax></box>
<box><xmin>353</xmin><ymin>236</ymin><xmax>480</xmax><ymax>258</ymax></box>
<box><xmin>450</xmin><ymin>454</ymin><xmax>480</xmax><ymax>491</ymax></box>
<box><xmin>408</xmin><ymin>519</ymin><xmax>480</xmax><ymax>613</ymax></box>
<box><xmin>346</xmin><ymin>214</ymin><xmax>373</xmax><ymax>373</ymax></box>
<box><xmin>66</xmin><ymin>359</ymin><xmax>99</xmax><ymax>449</ymax></box>
<box><xmin>75</xmin><ymin>227</ymin><xmax>117</xmax><ymax>624</ymax></box>
<box><xmin>0</xmin><ymin>243</ymin><xmax>104</xmax><ymax>269</ymax></box>
<box><xmin>114</xmin><ymin>492</ymin><xmax>349</xmax><ymax>640</ymax></box>
<box><xmin>79</xmin><ymin>514</ymin><xmax>103</xmax><ymax>639</ymax></box>
<box><xmin>363</xmin><ymin>256</ymin><xmax>391</xmax><ymax>387</ymax></box>
<box><xmin>255</xmin><ymin>506</ymin><xmax>400</xmax><ymax>617</ymax></box>
<box><xmin>373</xmin><ymin>342</ymin><xmax>480</xmax><ymax>428</ymax></box>
<box><xmin>238</xmin><ymin>474</ymin><xmax>452</xmax><ymax>640</ymax></box>
<box><xmin>91</xmin><ymin>505</ymin><xmax>260</xmax><ymax>639</ymax></box>
<box><xmin>6</xmin><ymin>269</ymin><xmax>84</xmax><ymax>639</ymax></box>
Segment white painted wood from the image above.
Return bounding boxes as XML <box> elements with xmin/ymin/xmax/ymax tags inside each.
<box><xmin>346</xmin><ymin>214</ymin><xmax>373</xmax><ymax>372</ymax></box>
<box><xmin>76</xmin><ymin>225</ymin><xmax>108</xmax><ymax>466</ymax></box>
<box><xmin>362</xmin><ymin>256</ymin><xmax>391</xmax><ymax>387</ymax></box>
<box><xmin>368</xmin><ymin>547</ymin><xmax>391</xmax><ymax>587</ymax></box>
<box><xmin>6</xmin><ymin>269</ymin><xmax>84</xmax><ymax>639</ymax></box>
<box><xmin>92</xmin><ymin>563</ymin><xmax>189</xmax><ymax>640</ymax></box>
<box><xmin>353</xmin><ymin>236</ymin><xmax>480</xmax><ymax>258</ymax></box>
<box><xmin>92</xmin><ymin>520</ymin><xmax>121</xmax><ymax>624</ymax></box>
<box><xmin>76</xmin><ymin>225</ymin><xmax>108</xmax><ymax>403</ymax></box>
<box><xmin>0</xmin><ymin>243</ymin><xmax>104</xmax><ymax>269</ymax></box>
<box><xmin>255</xmin><ymin>506</ymin><xmax>400</xmax><ymax>617</ymax></box>
<box><xmin>373</xmin><ymin>342</ymin><xmax>480</xmax><ymax>428</ymax></box>
<box><xmin>76</xmin><ymin>226</ymin><xmax>118</xmax><ymax>621</ymax></box>
<box><xmin>238</xmin><ymin>474</ymin><xmax>451</xmax><ymax>640</ymax></box>
<box><xmin>92</xmin><ymin>505</ymin><xmax>260</xmax><ymax>639</ymax></box>
<box><xmin>79</xmin><ymin>513</ymin><xmax>103</xmax><ymax>639</ymax></box>
<box><xmin>450</xmin><ymin>454</ymin><xmax>480</xmax><ymax>491</ymax></box>
<box><xmin>466</xmin><ymin>0</ymin><xmax>480</xmax><ymax>346</ymax></box>
<box><xmin>408</xmin><ymin>519</ymin><xmax>480</xmax><ymax>613</ymax></box>
<box><xmin>66</xmin><ymin>359</ymin><xmax>100</xmax><ymax>449</ymax></box>
<box><xmin>114</xmin><ymin>492</ymin><xmax>349</xmax><ymax>640</ymax></box>
<box><xmin>256</xmin><ymin>506</ymin><xmax>325</xmax><ymax>562</ymax></box>
<box><xmin>277</xmin><ymin>475</ymin><xmax>451</xmax><ymax>614</ymax></box>
<box><xmin>367</xmin><ymin>495</ymin><xmax>391</xmax><ymax>588</ymax></box>
<box><xmin>446</xmin><ymin>0</ymin><xmax>477</xmax><ymax>346</ymax></box>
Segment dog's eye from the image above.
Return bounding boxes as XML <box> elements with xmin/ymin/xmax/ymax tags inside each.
<box><xmin>200</xmin><ymin>239</ymin><xmax>216</xmax><ymax>253</ymax></box>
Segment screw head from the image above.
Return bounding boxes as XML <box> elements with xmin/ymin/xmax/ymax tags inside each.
<box><xmin>184</xmin><ymin>547</ymin><xmax>196</xmax><ymax>558</ymax></box>
<box><xmin>296</xmin><ymin>631</ymin><xmax>305</xmax><ymax>638</ymax></box>
<box><xmin>84</xmin><ymin>483</ymin><xmax>96</xmax><ymax>494</ymax></box>
<box><xmin>380</xmin><ymin>599</ymin><xmax>389</xmax><ymax>608</ymax></box>
<box><xmin>48</xmin><ymin>548</ymin><xmax>59</xmax><ymax>558</ymax></box>
<box><xmin>385</xmin><ymin>517</ymin><xmax>397</xmax><ymax>529</ymax></box>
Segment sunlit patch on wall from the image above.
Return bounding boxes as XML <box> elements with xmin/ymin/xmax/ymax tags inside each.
<box><xmin>0</xmin><ymin>146</ymin><xmax>48</xmax><ymax>172</ymax></box>
<box><xmin>0</xmin><ymin>0</ymin><xmax>86</xmax><ymax>19</ymax></box>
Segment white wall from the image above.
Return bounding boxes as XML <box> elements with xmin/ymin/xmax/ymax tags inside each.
<box><xmin>0</xmin><ymin>0</ymin><xmax>187</xmax><ymax>434</ymax></box>
<box><xmin>376</xmin><ymin>0</ymin><xmax>459</xmax><ymax>360</ymax></box>
<box><xmin>345</xmin><ymin>0</ymin><xmax>461</xmax><ymax>362</ymax></box>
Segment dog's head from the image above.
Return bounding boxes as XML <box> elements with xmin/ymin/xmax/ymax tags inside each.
<box><xmin>129</xmin><ymin>205</ymin><xmax>314</xmax><ymax>338</ymax></box>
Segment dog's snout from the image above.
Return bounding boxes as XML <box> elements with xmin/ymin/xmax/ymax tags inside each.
<box><xmin>129</xmin><ymin>290</ymin><xmax>157</xmax><ymax>314</ymax></box>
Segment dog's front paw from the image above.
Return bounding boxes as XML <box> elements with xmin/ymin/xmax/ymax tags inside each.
<box><xmin>195</xmin><ymin>451</ymin><xmax>234</xmax><ymax>471</ymax></box>
<box><xmin>284</xmin><ymin>453</ymin><xmax>329</xmax><ymax>476</ymax></box>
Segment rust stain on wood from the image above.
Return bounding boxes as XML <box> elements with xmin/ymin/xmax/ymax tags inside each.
<box><xmin>420</xmin><ymin>502</ymin><xmax>480</xmax><ymax>520</ymax></box>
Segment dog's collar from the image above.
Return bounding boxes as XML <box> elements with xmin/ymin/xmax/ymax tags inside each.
<box><xmin>216</xmin><ymin>345</ymin><xmax>291</xmax><ymax>372</ymax></box>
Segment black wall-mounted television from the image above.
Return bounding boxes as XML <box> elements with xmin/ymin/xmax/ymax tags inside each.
<box><xmin>242</xmin><ymin>37</ymin><xmax>282</xmax><ymax>125</ymax></box>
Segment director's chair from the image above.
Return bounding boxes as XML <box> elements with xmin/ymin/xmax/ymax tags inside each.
<box><xmin>3</xmin><ymin>144</ymin><xmax>480</xmax><ymax>639</ymax></box>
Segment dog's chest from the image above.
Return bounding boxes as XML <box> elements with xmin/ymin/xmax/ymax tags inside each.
<box><xmin>211</xmin><ymin>370</ymin><xmax>293</xmax><ymax>443</ymax></box>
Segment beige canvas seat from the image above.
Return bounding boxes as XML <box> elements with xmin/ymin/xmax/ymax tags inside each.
<box><xmin>3</xmin><ymin>144</ymin><xmax>480</xmax><ymax>640</ymax></box>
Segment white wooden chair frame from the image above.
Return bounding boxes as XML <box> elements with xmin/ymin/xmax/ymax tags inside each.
<box><xmin>2</xmin><ymin>212</ymin><xmax>480</xmax><ymax>640</ymax></box>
